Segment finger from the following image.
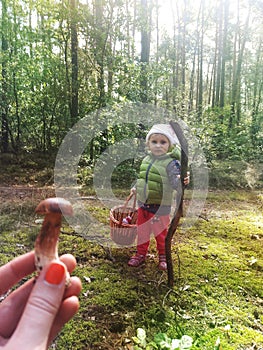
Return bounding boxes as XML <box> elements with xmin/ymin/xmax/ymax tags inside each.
<box><xmin>0</xmin><ymin>252</ymin><xmax>76</xmax><ymax>295</ymax></box>
<box><xmin>63</xmin><ymin>276</ymin><xmax>82</xmax><ymax>299</ymax></box>
<box><xmin>0</xmin><ymin>275</ymin><xmax>81</xmax><ymax>340</ymax></box>
<box><xmin>7</xmin><ymin>261</ymin><xmax>67</xmax><ymax>349</ymax></box>
<box><xmin>48</xmin><ymin>295</ymin><xmax>80</xmax><ymax>344</ymax></box>
<box><xmin>0</xmin><ymin>251</ymin><xmax>35</xmax><ymax>295</ymax></box>
<box><xmin>0</xmin><ymin>278</ymin><xmax>34</xmax><ymax>338</ymax></box>
<box><xmin>48</xmin><ymin>275</ymin><xmax>81</xmax><ymax>344</ymax></box>
<box><xmin>59</xmin><ymin>254</ymin><xmax>77</xmax><ymax>273</ymax></box>
<box><xmin>0</xmin><ymin>254</ymin><xmax>78</xmax><ymax>339</ymax></box>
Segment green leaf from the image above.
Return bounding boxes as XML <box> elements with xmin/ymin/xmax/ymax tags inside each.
<box><xmin>171</xmin><ymin>339</ymin><xmax>180</xmax><ymax>349</ymax></box>
<box><xmin>214</xmin><ymin>336</ymin><xmax>220</xmax><ymax>350</ymax></box>
<box><xmin>133</xmin><ymin>328</ymin><xmax>147</xmax><ymax>347</ymax></box>
<box><xmin>154</xmin><ymin>333</ymin><xmax>172</xmax><ymax>349</ymax></box>
<box><xmin>179</xmin><ymin>335</ymin><xmax>193</xmax><ymax>349</ymax></box>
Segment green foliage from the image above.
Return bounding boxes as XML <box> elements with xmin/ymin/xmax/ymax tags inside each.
<box><xmin>132</xmin><ymin>328</ymin><xmax>193</xmax><ymax>350</ymax></box>
<box><xmin>111</xmin><ymin>159</ymin><xmax>140</xmax><ymax>187</ymax></box>
<box><xmin>193</xmin><ymin>107</ymin><xmax>258</xmax><ymax>163</ymax></box>
<box><xmin>0</xmin><ymin>151</ymin><xmax>56</xmax><ymax>185</ymax></box>
<box><xmin>1</xmin><ymin>0</ymin><xmax>262</xmax><ymax>163</ymax></box>
<box><xmin>208</xmin><ymin>160</ymin><xmax>263</xmax><ymax>189</ymax></box>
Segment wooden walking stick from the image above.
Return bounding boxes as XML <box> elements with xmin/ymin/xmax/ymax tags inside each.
<box><xmin>165</xmin><ymin>121</ymin><xmax>188</xmax><ymax>287</ymax></box>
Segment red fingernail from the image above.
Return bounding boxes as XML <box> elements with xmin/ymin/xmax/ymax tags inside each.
<box><xmin>45</xmin><ymin>263</ymin><xmax>65</xmax><ymax>285</ymax></box>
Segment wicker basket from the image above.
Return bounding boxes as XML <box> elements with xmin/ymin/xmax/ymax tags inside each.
<box><xmin>110</xmin><ymin>193</ymin><xmax>137</xmax><ymax>246</ymax></box>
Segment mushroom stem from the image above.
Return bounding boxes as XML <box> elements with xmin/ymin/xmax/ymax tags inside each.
<box><xmin>34</xmin><ymin>197</ymin><xmax>73</xmax><ymax>274</ymax></box>
<box><xmin>34</xmin><ymin>213</ymin><xmax>62</xmax><ymax>271</ymax></box>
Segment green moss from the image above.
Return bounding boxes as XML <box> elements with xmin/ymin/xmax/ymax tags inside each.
<box><xmin>1</xmin><ymin>190</ymin><xmax>262</xmax><ymax>349</ymax></box>
<box><xmin>87</xmin><ymin>206</ymin><xmax>109</xmax><ymax>225</ymax></box>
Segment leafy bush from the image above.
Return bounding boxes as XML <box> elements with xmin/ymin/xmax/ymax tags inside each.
<box><xmin>191</xmin><ymin>106</ymin><xmax>260</xmax><ymax>162</ymax></box>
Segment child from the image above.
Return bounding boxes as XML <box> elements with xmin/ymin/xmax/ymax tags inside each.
<box><xmin>128</xmin><ymin>124</ymin><xmax>189</xmax><ymax>270</ymax></box>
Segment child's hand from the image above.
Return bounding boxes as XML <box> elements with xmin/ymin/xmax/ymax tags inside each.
<box><xmin>130</xmin><ymin>187</ymin><xmax>136</xmax><ymax>196</ymax></box>
<box><xmin>184</xmin><ymin>171</ymin><xmax>190</xmax><ymax>186</ymax></box>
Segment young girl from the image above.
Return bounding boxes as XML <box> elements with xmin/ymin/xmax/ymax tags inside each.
<box><xmin>128</xmin><ymin>124</ymin><xmax>189</xmax><ymax>270</ymax></box>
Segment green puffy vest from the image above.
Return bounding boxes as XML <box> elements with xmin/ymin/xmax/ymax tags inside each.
<box><xmin>136</xmin><ymin>148</ymin><xmax>180</xmax><ymax>206</ymax></box>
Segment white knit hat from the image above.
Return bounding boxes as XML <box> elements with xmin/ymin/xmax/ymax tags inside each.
<box><xmin>146</xmin><ymin>124</ymin><xmax>179</xmax><ymax>145</ymax></box>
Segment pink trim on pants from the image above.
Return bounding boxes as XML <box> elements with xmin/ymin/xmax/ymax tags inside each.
<box><xmin>136</xmin><ymin>207</ymin><xmax>170</xmax><ymax>256</ymax></box>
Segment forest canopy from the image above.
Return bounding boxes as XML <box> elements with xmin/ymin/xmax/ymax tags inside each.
<box><xmin>0</xmin><ymin>0</ymin><xmax>262</xmax><ymax>164</ymax></box>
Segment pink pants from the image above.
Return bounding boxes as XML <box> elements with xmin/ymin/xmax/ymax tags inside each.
<box><xmin>136</xmin><ymin>207</ymin><xmax>170</xmax><ymax>256</ymax></box>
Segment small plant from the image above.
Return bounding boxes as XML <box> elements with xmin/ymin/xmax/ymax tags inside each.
<box><xmin>132</xmin><ymin>328</ymin><xmax>193</xmax><ymax>350</ymax></box>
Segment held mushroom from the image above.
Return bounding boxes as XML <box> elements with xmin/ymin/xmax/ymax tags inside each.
<box><xmin>34</xmin><ymin>197</ymin><xmax>73</xmax><ymax>274</ymax></box>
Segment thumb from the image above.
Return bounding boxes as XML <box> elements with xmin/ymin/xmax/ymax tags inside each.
<box><xmin>8</xmin><ymin>261</ymin><xmax>67</xmax><ymax>350</ymax></box>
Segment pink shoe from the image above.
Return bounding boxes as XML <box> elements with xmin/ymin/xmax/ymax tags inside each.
<box><xmin>158</xmin><ymin>255</ymin><xmax>167</xmax><ymax>271</ymax></box>
<box><xmin>128</xmin><ymin>254</ymin><xmax>146</xmax><ymax>267</ymax></box>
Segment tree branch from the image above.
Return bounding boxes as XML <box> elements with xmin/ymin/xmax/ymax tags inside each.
<box><xmin>165</xmin><ymin>121</ymin><xmax>188</xmax><ymax>287</ymax></box>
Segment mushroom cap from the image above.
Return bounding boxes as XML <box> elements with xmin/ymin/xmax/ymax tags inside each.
<box><xmin>35</xmin><ymin>197</ymin><xmax>73</xmax><ymax>216</ymax></box>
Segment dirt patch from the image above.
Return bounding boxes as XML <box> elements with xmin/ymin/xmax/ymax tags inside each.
<box><xmin>0</xmin><ymin>185</ymin><xmax>55</xmax><ymax>201</ymax></box>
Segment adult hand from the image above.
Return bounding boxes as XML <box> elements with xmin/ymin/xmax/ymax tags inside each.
<box><xmin>0</xmin><ymin>251</ymin><xmax>81</xmax><ymax>349</ymax></box>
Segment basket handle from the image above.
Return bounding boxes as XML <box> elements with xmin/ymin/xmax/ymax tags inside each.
<box><xmin>119</xmin><ymin>192</ymin><xmax>136</xmax><ymax>226</ymax></box>
<box><xmin>124</xmin><ymin>192</ymin><xmax>136</xmax><ymax>211</ymax></box>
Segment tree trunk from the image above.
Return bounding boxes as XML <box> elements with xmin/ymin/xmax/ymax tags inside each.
<box><xmin>1</xmin><ymin>0</ymin><xmax>9</xmax><ymax>153</ymax></box>
<box><xmin>171</xmin><ymin>1</ymin><xmax>178</xmax><ymax>111</ymax></box>
<box><xmin>140</xmin><ymin>0</ymin><xmax>151</xmax><ymax>103</ymax></box>
<box><xmin>70</xmin><ymin>0</ymin><xmax>79</xmax><ymax>125</ymax></box>
<box><xmin>94</xmin><ymin>0</ymin><xmax>106</xmax><ymax>107</ymax></box>
<box><xmin>219</xmin><ymin>0</ymin><xmax>229</xmax><ymax>108</ymax></box>
<box><xmin>154</xmin><ymin>0</ymin><xmax>159</xmax><ymax>106</ymax></box>
<box><xmin>131</xmin><ymin>0</ymin><xmax>137</xmax><ymax>61</ymax></box>
<box><xmin>215</xmin><ymin>0</ymin><xmax>223</xmax><ymax>107</ymax></box>
<box><xmin>12</xmin><ymin>1</ymin><xmax>21</xmax><ymax>150</ymax></box>
<box><xmin>230</xmin><ymin>3</ymin><xmax>250</xmax><ymax>127</ymax></box>
<box><xmin>195</xmin><ymin>1</ymin><xmax>204</xmax><ymax>119</ymax></box>
<box><xmin>188</xmin><ymin>53</ymin><xmax>196</xmax><ymax>113</ymax></box>
<box><xmin>211</xmin><ymin>24</ymin><xmax>218</xmax><ymax>108</ymax></box>
<box><xmin>197</xmin><ymin>1</ymin><xmax>204</xmax><ymax>120</ymax></box>
<box><xmin>250</xmin><ymin>40</ymin><xmax>262</xmax><ymax>147</ymax></box>
<box><xmin>180</xmin><ymin>0</ymin><xmax>187</xmax><ymax>115</ymax></box>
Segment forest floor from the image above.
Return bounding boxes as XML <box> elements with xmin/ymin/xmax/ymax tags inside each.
<box><xmin>0</xmin><ymin>153</ymin><xmax>262</xmax><ymax>349</ymax></box>
<box><xmin>0</xmin><ymin>182</ymin><xmax>262</xmax><ymax>349</ymax></box>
